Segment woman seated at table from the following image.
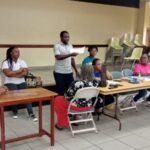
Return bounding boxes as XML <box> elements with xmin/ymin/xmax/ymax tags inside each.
<box><xmin>92</xmin><ymin>58</ymin><xmax>114</xmax><ymax>110</ymax></box>
<box><xmin>54</xmin><ymin>65</ymin><xmax>114</xmax><ymax>130</ymax></box>
<box><xmin>92</xmin><ymin>58</ymin><xmax>112</xmax><ymax>81</ymax></box>
<box><xmin>133</xmin><ymin>53</ymin><xmax>150</xmax><ymax>105</ymax></box>
<box><xmin>82</xmin><ymin>46</ymin><xmax>98</xmax><ymax>65</ymax></box>
<box><xmin>0</xmin><ymin>86</ymin><xmax>8</xmax><ymax>95</ymax></box>
<box><xmin>2</xmin><ymin>46</ymin><xmax>37</xmax><ymax>121</ymax></box>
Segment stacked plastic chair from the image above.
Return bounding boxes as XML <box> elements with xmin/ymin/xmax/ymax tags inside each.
<box><xmin>121</xmin><ymin>33</ymin><xmax>135</xmax><ymax>57</ymax></box>
<box><xmin>105</xmin><ymin>37</ymin><xmax>123</xmax><ymax>64</ymax></box>
<box><xmin>134</xmin><ymin>34</ymin><xmax>144</xmax><ymax>46</ymax></box>
<box><xmin>122</xmin><ymin>33</ymin><xmax>135</xmax><ymax>47</ymax></box>
<box><xmin>122</xmin><ymin>47</ymin><xmax>143</xmax><ymax>69</ymax></box>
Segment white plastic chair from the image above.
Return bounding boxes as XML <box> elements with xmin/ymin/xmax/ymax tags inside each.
<box><xmin>111</xmin><ymin>71</ymin><xmax>137</xmax><ymax>113</ymax></box>
<box><xmin>68</xmin><ymin>87</ymin><xmax>99</xmax><ymax>136</ymax></box>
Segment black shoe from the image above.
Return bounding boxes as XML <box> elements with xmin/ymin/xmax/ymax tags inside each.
<box><xmin>55</xmin><ymin>124</ymin><xmax>64</xmax><ymax>130</ymax></box>
<box><xmin>97</xmin><ymin>112</ymin><xmax>101</xmax><ymax>121</ymax></box>
<box><xmin>72</xmin><ymin>123</ymin><xmax>79</xmax><ymax>126</ymax></box>
<box><xmin>92</xmin><ymin>112</ymin><xmax>97</xmax><ymax>116</ymax></box>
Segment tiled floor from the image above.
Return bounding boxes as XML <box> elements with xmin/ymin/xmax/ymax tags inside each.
<box><xmin>3</xmin><ymin>103</ymin><xmax>150</xmax><ymax>150</ymax></box>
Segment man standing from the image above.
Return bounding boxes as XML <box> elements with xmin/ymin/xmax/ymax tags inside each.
<box><xmin>53</xmin><ymin>31</ymin><xmax>79</xmax><ymax>95</ymax></box>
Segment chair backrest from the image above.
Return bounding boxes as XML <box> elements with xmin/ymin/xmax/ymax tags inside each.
<box><xmin>122</xmin><ymin>69</ymin><xmax>133</xmax><ymax>77</ymax></box>
<box><xmin>111</xmin><ymin>71</ymin><xmax>123</xmax><ymax>79</ymax></box>
<box><xmin>110</xmin><ymin>37</ymin><xmax>120</xmax><ymax>47</ymax></box>
<box><xmin>68</xmin><ymin>87</ymin><xmax>100</xmax><ymax>112</ymax></box>
<box><xmin>123</xmin><ymin>33</ymin><xmax>134</xmax><ymax>43</ymax></box>
<box><xmin>130</xmin><ymin>47</ymin><xmax>143</xmax><ymax>59</ymax></box>
<box><xmin>134</xmin><ymin>34</ymin><xmax>143</xmax><ymax>46</ymax></box>
<box><xmin>74</xmin><ymin>87</ymin><xmax>99</xmax><ymax>100</ymax></box>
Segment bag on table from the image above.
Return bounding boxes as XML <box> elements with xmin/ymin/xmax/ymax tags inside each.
<box><xmin>25</xmin><ymin>73</ymin><xmax>43</xmax><ymax>88</ymax></box>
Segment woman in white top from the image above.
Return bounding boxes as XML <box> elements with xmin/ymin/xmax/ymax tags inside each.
<box><xmin>2</xmin><ymin>47</ymin><xmax>37</xmax><ymax>121</ymax></box>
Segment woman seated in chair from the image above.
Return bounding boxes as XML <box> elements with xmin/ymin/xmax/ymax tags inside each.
<box><xmin>92</xmin><ymin>58</ymin><xmax>114</xmax><ymax>110</ymax></box>
<box><xmin>133</xmin><ymin>53</ymin><xmax>150</xmax><ymax>105</ymax></box>
<box><xmin>82</xmin><ymin>46</ymin><xmax>98</xmax><ymax>66</ymax></box>
<box><xmin>92</xmin><ymin>58</ymin><xmax>112</xmax><ymax>81</ymax></box>
<box><xmin>54</xmin><ymin>65</ymin><xmax>114</xmax><ymax>130</ymax></box>
<box><xmin>2</xmin><ymin>46</ymin><xmax>37</xmax><ymax>121</ymax></box>
<box><xmin>0</xmin><ymin>86</ymin><xmax>8</xmax><ymax>95</ymax></box>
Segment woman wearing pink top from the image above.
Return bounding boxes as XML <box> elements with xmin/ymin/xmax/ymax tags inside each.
<box><xmin>133</xmin><ymin>53</ymin><xmax>150</xmax><ymax>105</ymax></box>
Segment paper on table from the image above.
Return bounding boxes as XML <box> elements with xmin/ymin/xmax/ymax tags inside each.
<box><xmin>143</xmin><ymin>76</ymin><xmax>150</xmax><ymax>81</ymax></box>
<box><xmin>70</xmin><ymin>47</ymin><xmax>85</xmax><ymax>54</ymax></box>
<box><xmin>107</xmin><ymin>80</ymin><xmax>120</xmax><ymax>85</ymax></box>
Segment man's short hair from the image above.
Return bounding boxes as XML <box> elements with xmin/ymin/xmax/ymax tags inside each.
<box><xmin>60</xmin><ymin>31</ymin><xmax>69</xmax><ymax>37</ymax></box>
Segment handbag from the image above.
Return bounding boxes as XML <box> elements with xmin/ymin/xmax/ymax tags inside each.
<box><xmin>25</xmin><ymin>73</ymin><xmax>43</xmax><ymax>88</ymax></box>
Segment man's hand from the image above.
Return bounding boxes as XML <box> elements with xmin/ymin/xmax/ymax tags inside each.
<box><xmin>71</xmin><ymin>52</ymin><xmax>78</xmax><ymax>57</ymax></box>
<box><xmin>75</xmin><ymin>70</ymin><xmax>80</xmax><ymax>78</ymax></box>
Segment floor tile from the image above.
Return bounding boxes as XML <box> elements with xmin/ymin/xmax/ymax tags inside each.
<box><xmin>132</xmin><ymin>127</ymin><xmax>150</xmax><ymax>140</ymax></box>
<box><xmin>29</xmin><ymin>142</ymin><xmax>66</xmax><ymax>150</ymax></box>
<box><xmin>79</xmin><ymin>131</ymin><xmax>114</xmax><ymax>145</ymax></box>
<box><xmin>7</xmin><ymin>142</ymin><xmax>30</xmax><ymax>150</ymax></box>
<box><xmin>142</xmin><ymin>146</ymin><xmax>150</xmax><ymax>150</ymax></box>
<box><xmin>101</xmin><ymin>126</ymin><xmax>131</xmax><ymax>139</ymax></box>
<box><xmin>58</xmin><ymin>136</ymin><xmax>92</xmax><ymax>150</ymax></box>
<box><xmin>4</xmin><ymin>105</ymin><xmax>150</xmax><ymax>150</ymax></box>
<box><xmin>119</xmin><ymin>134</ymin><xmax>150</xmax><ymax>149</ymax></box>
<box><xmin>97</xmin><ymin>140</ymin><xmax>135</xmax><ymax>150</ymax></box>
<box><xmin>81</xmin><ymin>145</ymin><xmax>102</xmax><ymax>150</ymax></box>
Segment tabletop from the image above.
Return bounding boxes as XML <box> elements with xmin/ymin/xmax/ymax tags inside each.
<box><xmin>99</xmin><ymin>81</ymin><xmax>150</xmax><ymax>95</ymax></box>
<box><xmin>0</xmin><ymin>88</ymin><xmax>57</xmax><ymax>105</ymax></box>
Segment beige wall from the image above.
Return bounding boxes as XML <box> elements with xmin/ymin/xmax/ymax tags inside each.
<box><xmin>144</xmin><ymin>2</ymin><xmax>150</xmax><ymax>37</ymax></box>
<box><xmin>145</xmin><ymin>3</ymin><xmax>150</xmax><ymax>28</ymax></box>
<box><xmin>0</xmin><ymin>0</ymin><xmax>138</xmax><ymax>66</ymax></box>
<box><xmin>137</xmin><ymin>0</ymin><xmax>146</xmax><ymax>35</ymax></box>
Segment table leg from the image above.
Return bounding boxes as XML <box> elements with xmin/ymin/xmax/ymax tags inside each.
<box><xmin>50</xmin><ymin>97</ymin><xmax>54</xmax><ymax>146</ymax></box>
<box><xmin>39</xmin><ymin>101</ymin><xmax>43</xmax><ymax>136</ymax></box>
<box><xmin>114</xmin><ymin>94</ymin><xmax>122</xmax><ymax>130</ymax></box>
<box><xmin>103</xmin><ymin>94</ymin><xmax>122</xmax><ymax>131</ymax></box>
<box><xmin>0</xmin><ymin>106</ymin><xmax>6</xmax><ymax>150</ymax></box>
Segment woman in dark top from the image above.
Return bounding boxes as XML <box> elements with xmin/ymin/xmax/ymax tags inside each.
<box><xmin>92</xmin><ymin>58</ymin><xmax>112</xmax><ymax>80</ymax></box>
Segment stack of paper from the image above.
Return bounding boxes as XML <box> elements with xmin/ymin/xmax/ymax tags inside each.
<box><xmin>107</xmin><ymin>80</ymin><xmax>120</xmax><ymax>85</ymax></box>
<box><xmin>70</xmin><ymin>47</ymin><xmax>85</xmax><ymax>54</ymax></box>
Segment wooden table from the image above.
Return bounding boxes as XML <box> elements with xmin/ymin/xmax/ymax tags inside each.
<box><xmin>99</xmin><ymin>81</ymin><xmax>150</xmax><ymax>130</ymax></box>
<box><xmin>0</xmin><ymin>88</ymin><xmax>57</xmax><ymax>150</ymax></box>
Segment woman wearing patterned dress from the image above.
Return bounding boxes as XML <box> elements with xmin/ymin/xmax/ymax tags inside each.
<box><xmin>54</xmin><ymin>65</ymin><xmax>114</xmax><ymax>130</ymax></box>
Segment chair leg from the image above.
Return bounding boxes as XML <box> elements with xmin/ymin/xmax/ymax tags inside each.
<box><xmin>90</xmin><ymin>113</ymin><xmax>98</xmax><ymax>133</ymax></box>
<box><xmin>131</xmin><ymin>60</ymin><xmax>136</xmax><ymax>70</ymax></box>
<box><xmin>68</xmin><ymin>112</ymin><xmax>98</xmax><ymax>136</ymax></box>
<box><xmin>112</xmin><ymin>55</ymin><xmax>115</xmax><ymax>64</ymax></box>
<box><xmin>68</xmin><ymin>115</ymin><xmax>74</xmax><ymax>136</ymax></box>
<box><xmin>130</xmin><ymin>97</ymin><xmax>138</xmax><ymax>112</ymax></box>
<box><xmin>121</xmin><ymin>59</ymin><xmax>126</xmax><ymax>70</ymax></box>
